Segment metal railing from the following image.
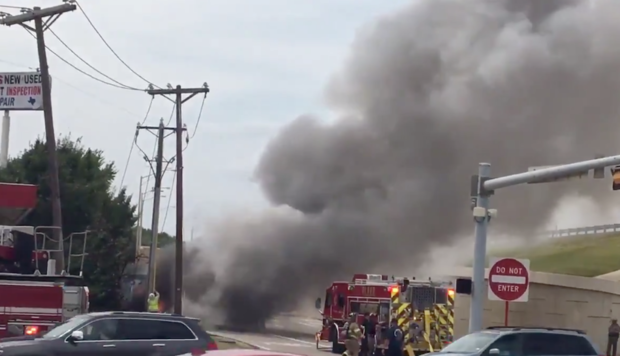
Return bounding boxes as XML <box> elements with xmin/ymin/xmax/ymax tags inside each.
<box><xmin>545</xmin><ymin>223</ymin><xmax>620</xmax><ymax>238</ymax></box>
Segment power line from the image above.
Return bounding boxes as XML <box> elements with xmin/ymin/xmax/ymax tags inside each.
<box><xmin>48</xmin><ymin>28</ymin><xmax>140</xmax><ymax>90</ymax></box>
<box><xmin>181</xmin><ymin>93</ymin><xmax>208</xmax><ymax>153</ymax></box>
<box><xmin>136</xmin><ymin>104</ymin><xmax>176</xmax><ymax>201</ymax></box>
<box><xmin>161</xmin><ymin>170</ymin><xmax>176</xmax><ymax>231</ymax></box>
<box><xmin>118</xmin><ymin>96</ymin><xmax>155</xmax><ymax>192</ymax></box>
<box><xmin>0</xmin><ymin>4</ymin><xmax>27</xmax><ymax>10</ymax></box>
<box><xmin>188</xmin><ymin>94</ymin><xmax>208</xmax><ymax>140</ymax></box>
<box><xmin>22</xmin><ymin>28</ymin><xmax>144</xmax><ymax>91</ymax></box>
<box><xmin>75</xmin><ymin>0</ymin><xmax>161</xmax><ymax>89</ymax></box>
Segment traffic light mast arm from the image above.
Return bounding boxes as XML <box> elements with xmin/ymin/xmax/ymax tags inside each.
<box><xmin>481</xmin><ymin>154</ymin><xmax>620</xmax><ymax>192</ymax></box>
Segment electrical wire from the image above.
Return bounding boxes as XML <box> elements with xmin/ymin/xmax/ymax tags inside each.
<box><xmin>160</xmin><ymin>170</ymin><xmax>176</xmax><ymax>232</ymax></box>
<box><xmin>181</xmin><ymin>93</ymin><xmax>208</xmax><ymax>152</ymax></box>
<box><xmin>137</xmin><ymin>104</ymin><xmax>176</xmax><ymax>207</ymax></box>
<box><xmin>22</xmin><ymin>29</ymin><xmax>144</xmax><ymax>91</ymax></box>
<box><xmin>188</xmin><ymin>94</ymin><xmax>207</xmax><ymax>140</ymax></box>
<box><xmin>117</xmin><ymin>96</ymin><xmax>155</xmax><ymax>192</ymax></box>
<box><xmin>0</xmin><ymin>4</ymin><xmax>27</xmax><ymax>10</ymax></box>
<box><xmin>75</xmin><ymin>0</ymin><xmax>162</xmax><ymax>89</ymax></box>
<box><xmin>48</xmin><ymin>28</ymin><xmax>141</xmax><ymax>90</ymax></box>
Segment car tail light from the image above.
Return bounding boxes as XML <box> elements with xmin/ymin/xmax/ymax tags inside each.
<box><xmin>207</xmin><ymin>341</ymin><xmax>218</xmax><ymax>350</ymax></box>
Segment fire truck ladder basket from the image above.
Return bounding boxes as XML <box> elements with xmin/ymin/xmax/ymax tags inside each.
<box><xmin>33</xmin><ymin>226</ymin><xmax>89</xmax><ymax>276</ymax></box>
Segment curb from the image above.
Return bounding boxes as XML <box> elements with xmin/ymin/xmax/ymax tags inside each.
<box><xmin>208</xmin><ymin>331</ymin><xmax>265</xmax><ymax>350</ymax></box>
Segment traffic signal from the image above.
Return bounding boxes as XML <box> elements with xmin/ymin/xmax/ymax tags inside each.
<box><xmin>455</xmin><ymin>278</ymin><xmax>472</xmax><ymax>295</ymax></box>
<box><xmin>613</xmin><ymin>166</ymin><xmax>620</xmax><ymax>190</ymax></box>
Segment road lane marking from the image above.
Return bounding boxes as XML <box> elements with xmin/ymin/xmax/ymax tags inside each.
<box><xmin>271</xmin><ymin>334</ymin><xmax>316</xmax><ymax>346</ymax></box>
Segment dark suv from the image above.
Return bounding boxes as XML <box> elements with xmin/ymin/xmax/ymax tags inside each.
<box><xmin>0</xmin><ymin>311</ymin><xmax>218</xmax><ymax>356</ymax></box>
<box><xmin>430</xmin><ymin>326</ymin><xmax>600</xmax><ymax>356</ymax></box>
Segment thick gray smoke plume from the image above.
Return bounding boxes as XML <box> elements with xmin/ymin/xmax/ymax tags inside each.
<box><xmin>157</xmin><ymin>0</ymin><xmax>620</xmax><ymax>325</ymax></box>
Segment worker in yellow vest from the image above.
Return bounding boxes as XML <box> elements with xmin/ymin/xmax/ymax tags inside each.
<box><xmin>147</xmin><ymin>291</ymin><xmax>160</xmax><ymax>312</ymax></box>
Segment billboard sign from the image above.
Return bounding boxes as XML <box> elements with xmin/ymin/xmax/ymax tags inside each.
<box><xmin>0</xmin><ymin>72</ymin><xmax>47</xmax><ymax>111</ymax></box>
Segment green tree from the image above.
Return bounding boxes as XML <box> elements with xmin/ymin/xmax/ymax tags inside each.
<box><xmin>0</xmin><ymin>136</ymin><xmax>136</xmax><ymax>311</ymax></box>
<box><xmin>136</xmin><ymin>227</ymin><xmax>175</xmax><ymax>248</ymax></box>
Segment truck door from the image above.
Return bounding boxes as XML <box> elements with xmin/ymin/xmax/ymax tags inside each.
<box><xmin>63</xmin><ymin>286</ymin><xmax>87</xmax><ymax>320</ymax></box>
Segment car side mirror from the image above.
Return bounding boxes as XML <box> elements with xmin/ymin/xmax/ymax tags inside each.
<box><xmin>315</xmin><ymin>298</ymin><xmax>322</xmax><ymax>309</ymax></box>
<box><xmin>489</xmin><ymin>348</ymin><xmax>500</xmax><ymax>355</ymax></box>
<box><xmin>68</xmin><ymin>330</ymin><xmax>84</xmax><ymax>342</ymax></box>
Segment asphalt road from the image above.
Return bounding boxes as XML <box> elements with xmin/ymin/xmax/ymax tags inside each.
<box><xmin>209</xmin><ymin>314</ymin><xmax>335</xmax><ymax>356</ymax></box>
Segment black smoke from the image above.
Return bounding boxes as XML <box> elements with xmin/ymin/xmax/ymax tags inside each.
<box><xmin>158</xmin><ymin>0</ymin><xmax>620</xmax><ymax>325</ymax></box>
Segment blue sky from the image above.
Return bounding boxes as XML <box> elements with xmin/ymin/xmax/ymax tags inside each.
<box><xmin>0</xmin><ymin>0</ymin><xmax>410</xmax><ymax>236</ymax></box>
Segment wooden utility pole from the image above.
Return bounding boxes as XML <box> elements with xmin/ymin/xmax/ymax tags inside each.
<box><xmin>136</xmin><ymin>119</ymin><xmax>181</xmax><ymax>300</ymax></box>
<box><xmin>147</xmin><ymin>84</ymin><xmax>209</xmax><ymax>314</ymax></box>
<box><xmin>0</xmin><ymin>4</ymin><xmax>77</xmax><ymax>274</ymax></box>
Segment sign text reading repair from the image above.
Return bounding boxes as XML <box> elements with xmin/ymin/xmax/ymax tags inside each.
<box><xmin>0</xmin><ymin>72</ymin><xmax>46</xmax><ymax>111</ymax></box>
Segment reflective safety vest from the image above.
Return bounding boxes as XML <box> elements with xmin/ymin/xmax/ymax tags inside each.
<box><xmin>148</xmin><ymin>295</ymin><xmax>160</xmax><ymax>312</ymax></box>
<box><xmin>346</xmin><ymin>322</ymin><xmax>362</xmax><ymax>340</ymax></box>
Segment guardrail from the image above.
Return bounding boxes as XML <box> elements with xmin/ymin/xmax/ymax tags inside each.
<box><xmin>546</xmin><ymin>223</ymin><xmax>620</xmax><ymax>237</ymax></box>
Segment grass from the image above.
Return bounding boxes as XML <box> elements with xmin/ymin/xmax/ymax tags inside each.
<box><xmin>486</xmin><ymin>233</ymin><xmax>620</xmax><ymax>277</ymax></box>
<box><xmin>212</xmin><ymin>335</ymin><xmax>257</xmax><ymax>350</ymax></box>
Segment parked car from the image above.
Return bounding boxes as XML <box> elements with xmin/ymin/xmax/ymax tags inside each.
<box><xmin>428</xmin><ymin>326</ymin><xmax>600</xmax><ymax>356</ymax></box>
<box><xmin>0</xmin><ymin>311</ymin><xmax>218</xmax><ymax>356</ymax></box>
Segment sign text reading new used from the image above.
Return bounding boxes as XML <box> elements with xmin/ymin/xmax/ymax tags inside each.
<box><xmin>0</xmin><ymin>72</ymin><xmax>46</xmax><ymax>111</ymax></box>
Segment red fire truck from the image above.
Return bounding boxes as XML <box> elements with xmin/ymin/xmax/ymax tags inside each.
<box><xmin>315</xmin><ymin>274</ymin><xmax>395</xmax><ymax>353</ymax></box>
<box><xmin>0</xmin><ymin>183</ymin><xmax>90</xmax><ymax>339</ymax></box>
<box><xmin>315</xmin><ymin>274</ymin><xmax>455</xmax><ymax>354</ymax></box>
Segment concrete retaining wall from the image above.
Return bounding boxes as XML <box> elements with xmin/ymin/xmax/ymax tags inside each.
<box><xmin>450</xmin><ymin>267</ymin><xmax>620</xmax><ymax>350</ymax></box>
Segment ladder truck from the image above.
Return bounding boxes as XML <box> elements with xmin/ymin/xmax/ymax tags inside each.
<box><xmin>0</xmin><ymin>183</ymin><xmax>90</xmax><ymax>339</ymax></box>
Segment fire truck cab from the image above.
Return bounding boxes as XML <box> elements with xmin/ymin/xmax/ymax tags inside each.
<box><xmin>315</xmin><ymin>274</ymin><xmax>394</xmax><ymax>353</ymax></box>
<box><xmin>0</xmin><ymin>183</ymin><xmax>90</xmax><ymax>339</ymax></box>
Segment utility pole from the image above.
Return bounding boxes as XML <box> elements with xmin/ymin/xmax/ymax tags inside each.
<box><xmin>136</xmin><ymin>118</ymin><xmax>175</xmax><ymax>293</ymax></box>
<box><xmin>147</xmin><ymin>83</ymin><xmax>209</xmax><ymax>314</ymax></box>
<box><xmin>136</xmin><ymin>119</ymin><xmax>182</xmax><ymax>303</ymax></box>
<box><xmin>0</xmin><ymin>4</ymin><xmax>77</xmax><ymax>274</ymax></box>
<box><xmin>135</xmin><ymin>175</ymin><xmax>147</xmax><ymax>259</ymax></box>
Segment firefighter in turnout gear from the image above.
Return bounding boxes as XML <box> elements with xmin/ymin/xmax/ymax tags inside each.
<box><xmin>147</xmin><ymin>291</ymin><xmax>160</xmax><ymax>312</ymax></box>
<box><xmin>343</xmin><ymin>313</ymin><xmax>363</xmax><ymax>356</ymax></box>
<box><xmin>385</xmin><ymin>318</ymin><xmax>403</xmax><ymax>356</ymax></box>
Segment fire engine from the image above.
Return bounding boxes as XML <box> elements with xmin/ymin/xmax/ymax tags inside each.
<box><xmin>0</xmin><ymin>183</ymin><xmax>90</xmax><ymax>339</ymax></box>
<box><xmin>315</xmin><ymin>274</ymin><xmax>455</xmax><ymax>356</ymax></box>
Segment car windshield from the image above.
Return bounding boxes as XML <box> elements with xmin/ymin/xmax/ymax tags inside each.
<box><xmin>41</xmin><ymin>316</ymin><xmax>89</xmax><ymax>339</ymax></box>
<box><xmin>441</xmin><ymin>332</ymin><xmax>498</xmax><ymax>353</ymax></box>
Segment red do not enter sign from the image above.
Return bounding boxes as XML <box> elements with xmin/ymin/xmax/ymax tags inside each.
<box><xmin>488</xmin><ymin>257</ymin><xmax>530</xmax><ymax>302</ymax></box>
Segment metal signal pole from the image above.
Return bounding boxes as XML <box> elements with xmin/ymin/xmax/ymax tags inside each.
<box><xmin>147</xmin><ymin>84</ymin><xmax>209</xmax><ymax>314</ymax></box>
<box><xmin>0</xmin><ymin>4</ymin><xmax>77</xmax><ymax>274</ymax></box>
